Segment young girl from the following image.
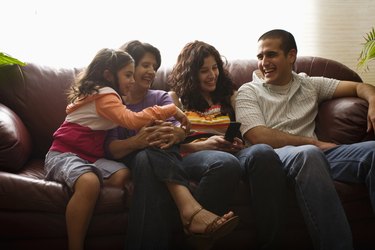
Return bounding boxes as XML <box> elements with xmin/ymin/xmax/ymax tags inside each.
<box><xmin>44</xmin><ymin>48</ymin><xmax>188</xmax><ymax>250</ymax></box>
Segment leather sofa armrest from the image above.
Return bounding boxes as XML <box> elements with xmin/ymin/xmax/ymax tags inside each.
<box><xmin>0</xmin><ymin>103</ymin><xmax>32</xmax><ymax>172</ymax></box>
<box><xmin>315</xmin><ymin>97</ymin><xmax>375</xmax><ymax>144</ymax></box>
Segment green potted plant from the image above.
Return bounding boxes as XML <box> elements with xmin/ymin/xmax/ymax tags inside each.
<box><xmin>357</xmin><ymin>27</ymin><xmax>375</xmax><ymax>71</ymax></box>
<box><xmin>0</xmin><ymin>52</ymin><xmax>26</xmax><ymax>67</ymax></box>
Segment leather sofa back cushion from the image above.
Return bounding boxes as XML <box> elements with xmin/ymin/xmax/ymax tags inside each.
<box><xmin>316</xmin><ymin>97</ymin><xmax>373</xmax><ymax>144</ymax></box>
<box><xmin>0</xmin><ymin>104</ymin><xmax>32</xmax><ymax>172</ymax></box>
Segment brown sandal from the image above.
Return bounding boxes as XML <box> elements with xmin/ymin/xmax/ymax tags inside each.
<box><xmin>184</xmin><ymin>207</ymin><xmax>239</xmax><ymax>249</ymax></box>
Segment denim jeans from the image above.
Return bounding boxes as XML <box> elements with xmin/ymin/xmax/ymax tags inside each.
<box><xmin>276</xmin><ymin>145</ymin><xmax>353</xmax><ymax>250</ymax></box>
<box><xmin>236</xmin><ymin>144</ymin><xmax>287</xmax><ymax>250</ymax></box>
<box><xmin>324</xmin><ymin>141</ymin><xmax>375</xmax><ymax>213</ymax></box>
<box><xmin>237</xmin><ymin>143</ymin><xmax>354</xmax><ymax>250</ymax></box>
<box><xmin>182</xmin><ymin>150</ymin><xmax>242</xmax><ymax>215</ymax></box>
<box><xmin>125</xmin><ymin>149</ymin><xmax>183</xmax><ymax>250</ymax></box>
<box><xmin>124</xmin><ymin>146</ymin><xmax>242</xmax><ymax>250</ymax></box>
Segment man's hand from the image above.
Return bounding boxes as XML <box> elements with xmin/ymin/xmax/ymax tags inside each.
<box><xmin>367</xmin><ymin>99</ymin><xmax>375</xmax><ymax>134</ymax></box>
<box><xmin>314</xmin><ymin>140</ymin><xmax>338</xmax><ymax>151</ymax></box>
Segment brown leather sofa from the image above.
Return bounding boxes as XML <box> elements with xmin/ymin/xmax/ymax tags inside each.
<box><xmin>0</xmin><ymin>56</ymin><xmax>374</xmax><ymax>250</ymax></box>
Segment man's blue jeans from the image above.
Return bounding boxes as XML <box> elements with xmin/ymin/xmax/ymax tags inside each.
<box><xmin>324</xmin><ymin>141</ymin><xmax>375</xmax><ymax>212</ymax></box>
<box><xmin>276</xmin><ymin>145</ymin><xmax>353</xmax><ymax>250</ymax></box>
<box><xmin>236</xmin><ymin>142</ymin><xmax>371</xmax><ymax>250</ymax></box>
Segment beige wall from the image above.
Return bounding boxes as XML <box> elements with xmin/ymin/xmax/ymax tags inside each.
<box><xmin>300</xmin><ymin>0</ymin><xmax>375</xmax><ymax>83</ymax></box>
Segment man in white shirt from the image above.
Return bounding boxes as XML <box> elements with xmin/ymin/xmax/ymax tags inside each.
<box><xmin>236</xmin><ymin>29</ymin><xmax>375</xmax><ymax>250</ymax></box>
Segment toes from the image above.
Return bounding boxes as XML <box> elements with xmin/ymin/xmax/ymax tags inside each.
<box><xmin>214</xmin><ymin>211</ymin><xmax>234</xmax><ymax>225</ymax></box>
<box><xmin>222</xmin><ymin>211</ymin><xmax>234</xmax><ymax>220</ymax></box>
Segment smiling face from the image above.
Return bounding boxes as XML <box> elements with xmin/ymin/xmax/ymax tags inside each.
<box><xmin>131</xmin><ymin>52</ymin><xmax>158</xmax><ymax>93</ymax></box>
<box><xmin>198</xmin><ymin>55</ymin><xmax>219</xmax><ymax>96</ymax></box>
<box><xmin>256</xmin><ymin>38</ymin><xmax>296</xmax><ymax>86</ymax></box>
<box><xmin>117</xmin><ymin>62</ymin><xmax>135</xmax><ymax>96</ymax></box>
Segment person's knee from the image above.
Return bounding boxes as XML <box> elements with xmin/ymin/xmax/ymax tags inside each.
<box><xmin>106</xmin><ymin>168</ymin><xmax>131</xmax><ymax>188</ymax></box>
<box><xmin>134</xmin><ymin>150</ymin><xmax>151</xmax><ymax>164</ymax></box>
<box><xmin>295</xmin><ymin>145</ymin><xmax>325</xmax><ymax>161</ymax></box>
<box><xmin>74</xmin><ymin>172</ymin><xmax>101</xmax><ymax>194</ymax></box>
<box><xmin>241</xmin><ymin>144</ymin><xmax>281</xmax><ymax>171</ymax></box>
<box><xmin>131</xmin><ymin>150</ymin><xmax>157</xmax><ymax>183</ymax></box>
<box><xmin>251</xmin><ymin>143</ymin><xmax>274</xmax><ymax>153</ymax></box>
<box><xmin>206</xmin><ymin>152</ymin><xmax>241</xmax><ymax>176</ymax></box>
<box><xmin>289</xmin><ymin>145</ymin><xmax>331</xmax><ymax>178</ymax></box>
<box><xmin>219</xmin><ymin>154</ymin><xmax>242</xmax><ymax>179</ymax></box>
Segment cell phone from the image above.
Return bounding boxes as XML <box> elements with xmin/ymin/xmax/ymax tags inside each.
<box><xmin>224</xmin><ymin>122</ymin><xmax>241</xmax><ymax>142</ymax></box>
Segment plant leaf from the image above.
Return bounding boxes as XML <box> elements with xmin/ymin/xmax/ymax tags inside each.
<box><xmin>358</xmin><ymin>27</ymin><xmax>375</xmax><ymax>71</ymax></box>
<box><xmin>0</xmin><ymin>52</ymin><xmax>26</xmax><ymax>67</ymax></box>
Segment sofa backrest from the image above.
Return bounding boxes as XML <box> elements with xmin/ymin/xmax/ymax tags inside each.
<box><xmin>152</xmin><ymin>56</ymin><xmax>363</xmax><ymax>91</ymax></box>
<box><xmin>0</xmin><ymin>63</ymin><xmax>80</xmax><ymax>159</ymax></box>
<box><xmin>0</xmin><ymin>56</ymin><xmax>366</xmax><ymax>162</ymax></box>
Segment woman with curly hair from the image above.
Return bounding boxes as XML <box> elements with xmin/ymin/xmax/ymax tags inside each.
<box><xmin>169</xmin><ymin>41</ymin><xmax>287</xmax><ymax>249</ymax></box>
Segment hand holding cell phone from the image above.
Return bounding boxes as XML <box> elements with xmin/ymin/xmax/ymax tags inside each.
<box><xmin>224</xmin><ymin>122</ymin><xmax>241</xmax><ymax>142</ymax></box>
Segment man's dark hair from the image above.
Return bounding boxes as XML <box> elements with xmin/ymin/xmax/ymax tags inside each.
<box><xmin>258</xmin><ymin>29</ymin><xmax>298</xmax><ymax>55</ymax></box>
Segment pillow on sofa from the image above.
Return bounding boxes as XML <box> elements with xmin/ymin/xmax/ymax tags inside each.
<box><xmin>0</xmin><ymin>103</ymin><xmax>32</xmax><ymax>172</ymax></box>
<box><xmin>315</xmin><ymin>97</ymin><xmax>374</xmax><ymax>144</ymax></box>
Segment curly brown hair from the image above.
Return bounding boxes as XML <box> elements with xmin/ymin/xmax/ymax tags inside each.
<box><xmin>168</xmin><ymin>40</ymin><xmax>236</xmax><ymax>120</ymax></box>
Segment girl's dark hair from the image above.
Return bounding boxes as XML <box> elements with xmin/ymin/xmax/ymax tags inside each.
<box><xmin>67</xmin><ymin>48</ymin><xmax>134</xmax><ymax>103</ymax></box>
<box><xmin>119</xmin><ymin>40</ymin><xmax>161</xmax><ymax>70</ymax></box>
<box><xmin>168</xmin><ymin>40</ymin><xmax>235</xmax><ymax>120</ymax></box>
<box><xmin>258</xmin><ymin>29</ymin><xmax>298</xmax><ymax>55</ymax></box>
